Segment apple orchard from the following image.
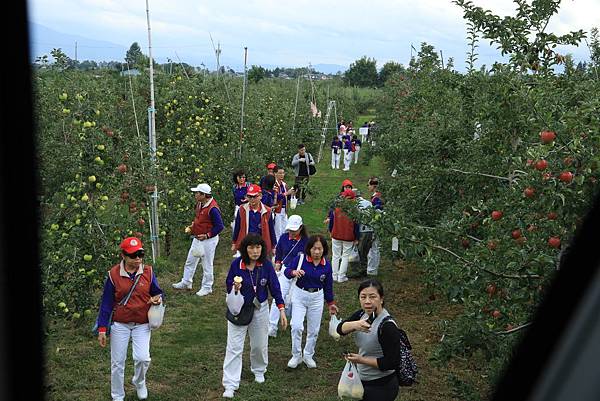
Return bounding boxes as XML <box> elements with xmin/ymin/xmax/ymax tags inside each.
<box><xmin>38</xmin><ymin>2</ymin><xmax>600</xmax><ymax>392</ymax></box>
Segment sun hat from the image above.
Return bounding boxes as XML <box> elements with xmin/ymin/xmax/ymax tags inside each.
<box><xmin>120</xmin><ymin>237</ymin><xmax>144</xmax><ymax>254</ymax></box>
<box><xmin>190</xmin><ymin>183</ymin><xmax>212</xmax><ymax>194</ymax></box>
<box><xmin>285</xmin><ymin>215</ymin><xmax>303</xmax><ymax>231</ymax></box>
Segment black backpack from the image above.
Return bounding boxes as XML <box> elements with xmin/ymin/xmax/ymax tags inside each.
<box><xmin>377</xmin><ymin>315</ymin><xmax>418</xmax><ymax>386</ymax></box>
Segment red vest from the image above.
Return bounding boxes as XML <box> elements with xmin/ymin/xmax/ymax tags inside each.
<box><xmin>331</xmin><ymin>207</ymin><xmax>356</xmax><ymax>241</ymax></box>
<box><xmin>192</xmin><ymin>198</ymin><xmax>220</xmax><ymax>236</ymax></box>
<box><xmin>234</xmin><ymin>203</ymin><xmax>274</xmax><ymax>253</ymax></box>
<box><xmin>109</xmin><ymin>263</ymin><xmax>153</xmax><ymax>324</ymax></box>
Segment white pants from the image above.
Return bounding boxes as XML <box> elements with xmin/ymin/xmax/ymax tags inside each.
<box><xmin>290</xmin><ymin>286</ymin><xmax>324</xmax><ymax>359</ymax></box>
<box><xmin>332</xmin><ymin>238</ymin><xmax>354</xmax><ymax>281</ymax></box>
<box><xmin>331</xmin><ymin>150</ymin><xmax>340</xmax><ymax>169</ymax></box>
<box><xmin>268</xmin><ymin>270</ymin><xmax>292</xmax><ymax>331</ymax></box>
<box><xmin>367</xmin><ymin>239</ymin><xmax>380</xmax><ymax>274</ymax></box>
<box><xmin>274</xmin><ymin>209</ymin><xmax>288</xmax><ymax>241</ymax></box>
<box><xmin>181</xmin><ymin>235</ymin><xmax>219</xmax><ymax>291</ymax></box>
<box><xmin>222</xmin><ymin>301</ymin><xmax>269</xmax><ymax>391</ymax></box>
<box><xmin>354</xmin><ymin>146</ymin><xmax>360</xmax><ymax>164</ymax></box>
<box><xmin>110</xmin><ymin>322</ymin><xmax>151</xmax><ymax>401</ymax></box>
<box><xmin>343</xmin><ymin>150</ymin><xmax>353</xmax><ymax>170</ymax></box>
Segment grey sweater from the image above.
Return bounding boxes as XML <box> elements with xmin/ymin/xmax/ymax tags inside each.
<box><xmin>291</xmin><ymin>152</ymin><xmax>315</xmax><ymax>177</ymax></box>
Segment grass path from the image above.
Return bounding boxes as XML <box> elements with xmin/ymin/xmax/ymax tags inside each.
<box><xmin>45</xmin><ymin>125</ymin><xmax>489</xmax><ymax>400</ymax></box>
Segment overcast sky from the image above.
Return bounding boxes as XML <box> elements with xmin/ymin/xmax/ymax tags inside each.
<box><xmin>27</xmin><ymin>0</ymin><xmax>599</xmax><ymax>71</ymax></box>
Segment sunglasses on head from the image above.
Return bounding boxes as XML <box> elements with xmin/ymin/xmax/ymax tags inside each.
<box><xmin>124</xmin><ymin>250</ymin><xmax>145</xmax><ymax>258</ymax></box>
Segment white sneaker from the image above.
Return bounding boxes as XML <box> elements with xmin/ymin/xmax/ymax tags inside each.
<box><xmin>287</xmin><ymin>355</ymin><xmax>302</xmax><ymax>368</ymax></box>
<box><xmin>254</xmin><ymin>374</ymin><xmax>265</xmax><ymax>383</ymax></box>
<box><xmin>172</xmin><ymin>281</ymin><xmax>192</xmax><ymax>290</ymax></box>
<box><xmin>196</xmin><ymin>288</ymin><xmax>212</xmax><ymax>297</ymax></box>
<box><xmin>303</xmin><ymin>356</ymin><xmax>317</xmax><ymax>368</ymax></box>
<box><xmin>268</xmin><ymin>327</ymin><xmax>277</xmax><ymax>338</ymax></box>
<box><xmin>337</xmin><ymin>277</ymin><xmax>348</xmax><ymax>283</ymax></box>
<box><xmin>222</xmin><ymin>389</ymin><xmax>235</xmax><ymax>398</ymax></box>
<box><xmin>135</xmin><ymin>383</ymin><xmax>148</xmax><ymax>400</ymax></box>
<box><xmin>332</xmin><ymin>275</ymin><xmax>338</xmax><ymax>282</ymax></box>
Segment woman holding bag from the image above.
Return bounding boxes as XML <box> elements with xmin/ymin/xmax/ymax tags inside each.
<box><xmin>284</xmin><ymin>235</ymin><xmax>338</xmax><ymax>369</ymax></box>
<box><xmin>268</xmin><ymin>215</ymin><xmax>309</xmax><ymax>338</ymax></box>
<box><xmin>336</xmin><ymin>279</ymin><xmax>401</xmax><ymax>401</ymax></box>
<box><xmin>96</xmin><ymin>237</ymin><xmax>163</xmax><ymax>401</ymax></box>
<box><xmin>222</xmin><ymin>234</ymin><xmax>287</xmax><ymax>399</ymax></box>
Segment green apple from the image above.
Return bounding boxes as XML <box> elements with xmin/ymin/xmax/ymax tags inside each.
<box><xmin>62</xmin><ymin>108</ymin><xmax>70</xmax><ymax>114</ymax></box>
<box><xmin>100</xmin><ymin>195</ymin><xmax>109</xmax><ymax>201</ymax></box>
<box><xmin>59</xmin><ymin>93</ymin><xmax>68</xmax><ymax>101</ymax></box>
<box><xmin>83</xmin><ymin>254</ymin><xmax>93</xmax><ymax>262</ymax></box>
<box><xmin>72</xmin><ymin>312</ymin><xmax>81</xmax><ymax>319</ymax></box>
<box><xmin>88</xmin><ymin>175</ymin><xmax>96</xmax><ymax>183</ymax></box>
<box><xmin>95</xmin><ymin>183</ymin><xmax>102</xmax><ymax>189</ymax></box>
<box><xmin>76</xmin><ymin>93</ymin><xmax>84</xmax><ymax>101</ymax></box>
<box><xmin>83</xmin><ymin>121</ymin><xmax>92</xmax><ymax>128</ymax></box>
<box><xmin>75</xmin><ymin>219</ymin><xmax>81</xmax><ymax>225</ymax></box>
<box><xmin>57</xmin><ymin>302</ymin><xmax>66</xmax><ymax>308</ymax></box>
<box><xmin>84</xmin><ymin>309</ymin><xmax>92</xmax><ymax>316</ymax></box>
<box><xmin>61</xmin><ymin>233</ymin><xmax>69</xmax><ymax>238</ymax></box>
<box><xmin>96</xmin><ymin>144</ymin><xmax>105</xmax><ymax>151</ymax></box>
<box><xmin>63</xmin><ymin>308</ymin><xmax>69</xmax><ymax>313</ymax></box>
<box><xmin>51</xmin><ymin>223</ymin><xmax>59</xmax><ymax>230</ymax></box>
<box><xmin>81</xmin><ymin>194</ymin><xmax>89</xmax><ymax>202</ymax></box>
<box><xmin>157</xmin><ymin>151</ymin><xmax>163</xmax><ymax>157</ymax></box>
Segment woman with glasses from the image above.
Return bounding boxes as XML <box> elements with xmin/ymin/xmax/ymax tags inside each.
<box><xmin>96</xmin><ymin>237</ymin><xmax>163</xmax><ymax>401</ymax></box>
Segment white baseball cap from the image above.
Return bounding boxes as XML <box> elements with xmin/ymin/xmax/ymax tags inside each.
<box><xmin>285</xmin><ymin>215</ymin><xmax>303</xmax><ymax>231</ymax></box>
<box><xmin>190</xmin><ymin>183</ymin><xmax>211</xmax><ymax>194</ymax></box>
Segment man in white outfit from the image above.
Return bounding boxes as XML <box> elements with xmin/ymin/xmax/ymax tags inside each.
<box><xmin>172</xmin><ymin>183</ymin><xmax>224</xmax><ymax>296</ymax></box>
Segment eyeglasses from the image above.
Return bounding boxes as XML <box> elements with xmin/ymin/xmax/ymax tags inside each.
<box><xmin>238</xmin><ymin>176</ymin><xmax>246</xmax><ymax>179</ymax></box>
<box><xmin>247</xmin><ymin>194</ymin><xmax>260</xmax><ymax>199</ymax></box>
<box><xmin>369</xmin><ymin>182</ymin><xmax>378</xmax><ymax>186</ymax></box>
<box><xmin>124</xmin><ymin>250</ymin><xmax>145</xmax><ymax>259</ymax></box>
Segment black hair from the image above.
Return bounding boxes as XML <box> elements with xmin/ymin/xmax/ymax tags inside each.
<box><xmin>369</xmin><ymin>176</ymin><xmax>379</xmax><ymax>186</ymax></box>
<box><xmin>232</xmin><ymin>168</ymin><xmax>246</xmax><ymax>185</ymax></box>
<box><xmin>261</xmin><ymin>174</ymin><xmax>276</xmax><ymax>190</ymax></box>
<box><xmin>298</xmin><ymin>143</ymin><xmax>305</xmax><ymax>149</ymax></box>
<box><xmin>275</xmin><ymin>165</ymin><xmax>285</xmax><ymax>172</ymax></box>
<box><xmin>357</xmin><ymin>279</ymin><xmax>385</xmax><ymax>303</ymax></box>
<box><xmin>239</xmin><ymin>233</ymin><xmax>267</xmax><ymax>264</ymax></box>
<box><xmin>304</xmin><ymin>234</ymin><xmax>329</xmax><ymax>258</ymax></box>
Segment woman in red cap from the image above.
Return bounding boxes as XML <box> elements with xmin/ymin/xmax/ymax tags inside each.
<box><xmin>231</xmin><ymin>183</ymin><xmax>277</xmax><ymax>256</ymax></box>
<box><xmin>96</xmin><ymin>237</ymin><xmax>163</xmax><ymax>401</ymax></box>
<box><xmin>328</xmin><ymin>189</ymin><xmax>360</xmax><ymax>283</ymax></box>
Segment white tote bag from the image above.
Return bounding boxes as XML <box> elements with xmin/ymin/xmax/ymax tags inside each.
<box><xmin>328</xmin><ymin>314</ymin><xmax>341</xmax><ymax>341</ymax></box>
<box><xmin>289</xmin><ymin>195</ymin><xmax>298</xmax><ymax>210</ymax></box>
<box><xmin>337</xmin><ymin>361</ymin><xmax>364</xmax><ymax>399</ymax></box>
<box><xmin>147</xmin><ymin>302</ymin><xmax>166</xmax><ymax>330</ymax></box>
<box><xmin>226</xmin><ymin>287</ymin><xmax>245</xmax><ymax>316</ymax></box>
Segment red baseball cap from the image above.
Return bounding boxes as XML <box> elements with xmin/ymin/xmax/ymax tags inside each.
<box><xmin>246</xmin><ymin>184</ymin><xmax>261</xmax><ymax>196</ymax></box>
<box><xmin>342</xmin><ymin>179</ymin><xmax>353</xmax><ymax>188</ymax></box>
<box><xmin>341</xmin><ymin>189</ymin><xmax>356</xmax><ymax>199</ymax></box>
<box><xmin>120</xmin><ymin>237</ymin><xmax>144</xmax><ymax>254</ymax></box>
<box><xmin>266</xmin><ymin>162</ymin><xmax>277</xmax><ymax>169</ymax></box>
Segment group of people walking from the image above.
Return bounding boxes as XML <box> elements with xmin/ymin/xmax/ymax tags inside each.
<box><xmin>95</xmin><ymin>137</ymin><xmax>401</xmax><ymax>401</ymax></box>
<box><xmin>332</xmin><ymin>119</ymin><xmax>373</xmax><ymax>171</ymax></box>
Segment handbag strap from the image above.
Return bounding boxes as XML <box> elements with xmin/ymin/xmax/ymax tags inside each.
<box><xmin>281</xmin><ymin>241</ymin><xmax>301</xmax><ymax>266</ymax></box>
<box><xmin>119</xmin><ymin>268</ymin><xmax>143</xmax><ymax>306</ymax></box>
<box><xmin>290</xmin><ymin>253</ymin><xmax>304</xmax><ymax>286</ymax></box>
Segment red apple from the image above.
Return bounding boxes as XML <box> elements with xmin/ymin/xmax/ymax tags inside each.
<box><xmin>526</xmin><ymin>159</ymin><xmax>534</xmax><ymax>167</ymax></box>
<box><xmin>515</xmin><ymin>236</ymin><xmax>527</xmax><ymax>245</ymax></box>
<box><xmin>491</xmin><ymin>211</ymin><xmax>503</xmax><ymax>221</ymax></box>
<box><xmin>535</xmin><ymin>160</ymin><xmax>548</xmax><ymax>171</ymax></box>
<box><xmin>548</xmin><ymin>236</ymin><xmax>561</xmax><ymax>248</ymax></box>
<box><xmin>558</xmin><ymin>171</ymin><xmax>573</xmax><ymax>183</ymax></box>
<box><xmin>486</xmin><ymin>284</ymin><xmax>496</xmax><ymax>296</ymax></box>
<box><xmin>540</xmin><ymin>130</ymin><xmax>556</xmax><ymax>144</ymax></box>
<box><xmin>461</xmin><ymin>239</ymin><xmax>470</xmax><ymax>249</ymax></box>
<box><xmin>542</xmin><ymin>172</ymin><xmax>552</xmax><ymax>181</ymax></box>
<box><xmin>117</xmin><ymin>163</ymin><xmax>127</xmax><ymax>173</ymax></box>
<box><xmin>563</xmin><ymin>157</ymin><xmax>574</xmax><ymax>166</ymax></box>
<box><xmin>138</xmin><ymin>218</ymin><xmax>145</xmax><ymax>226</ymax></box>
<box><xmin>134</xmin><ymin>231</ymin><xmax>143</xmax><ymax>238</ymax></box>
<box><xmin>487</xmin><ymin>240</ymin><xmax>498</xmax><ymax>251</ymax></box>
<box><xmin>547</xmin><ymin>212</ymin><xmax>558</xmax><ymax>220</ymax></box>
<box><xmin>511</xmin><ymin>229</ymin><xmax>522</xmax><ymax>239</ymax></box>
<box><xmin>523</xmin><ymin>187</ymin><xmax>535</xmax><ymax>198</ymax></box>
<box><xmin>491</xmin><ymin>310</ymin><xmax>501</xmax><ymax>318</ymax></box>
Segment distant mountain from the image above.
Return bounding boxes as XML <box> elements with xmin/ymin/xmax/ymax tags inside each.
<box><xmin>28</xmin><ymin>23</ymin><xmax>127</xmax><ymax>62</ymax></box>
<box><xmin>312</xmin><ymin>63</ymin><xmax>347</xmax><ymax>75</ymax></box>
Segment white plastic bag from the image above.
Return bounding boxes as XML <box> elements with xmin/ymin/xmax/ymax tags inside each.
<box><xmin>191</xmin><ymin>239</ymin><xmax>205</xmax><ymax>258</ymax></box>
<box><xmin>226</xmin><ymin>287</ymin><xmax>244</xmax><ymax>316</ymax></box>
<box><xmin>329</xmin><ymin>314</ymin><xmax>341</xmax><ymax>341</ymax></box>
<box><xmin>338</xmin><ymin>361</ymin><xmax>364</xmax><ymax>399</ymax></box>
<box><xmin>289</xmin><ymin>195</ymin><xmax>298</xmax><ymax>210</ymax></box>
<box><xmin>348</xmin><ymin>245</ymin><xmax>359</xmax><ymax>263</ymax></box>
<box><xmin>147</xmin><ymin>302</ymin><xmax>165</xmax><ymax>330</ymax></box>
